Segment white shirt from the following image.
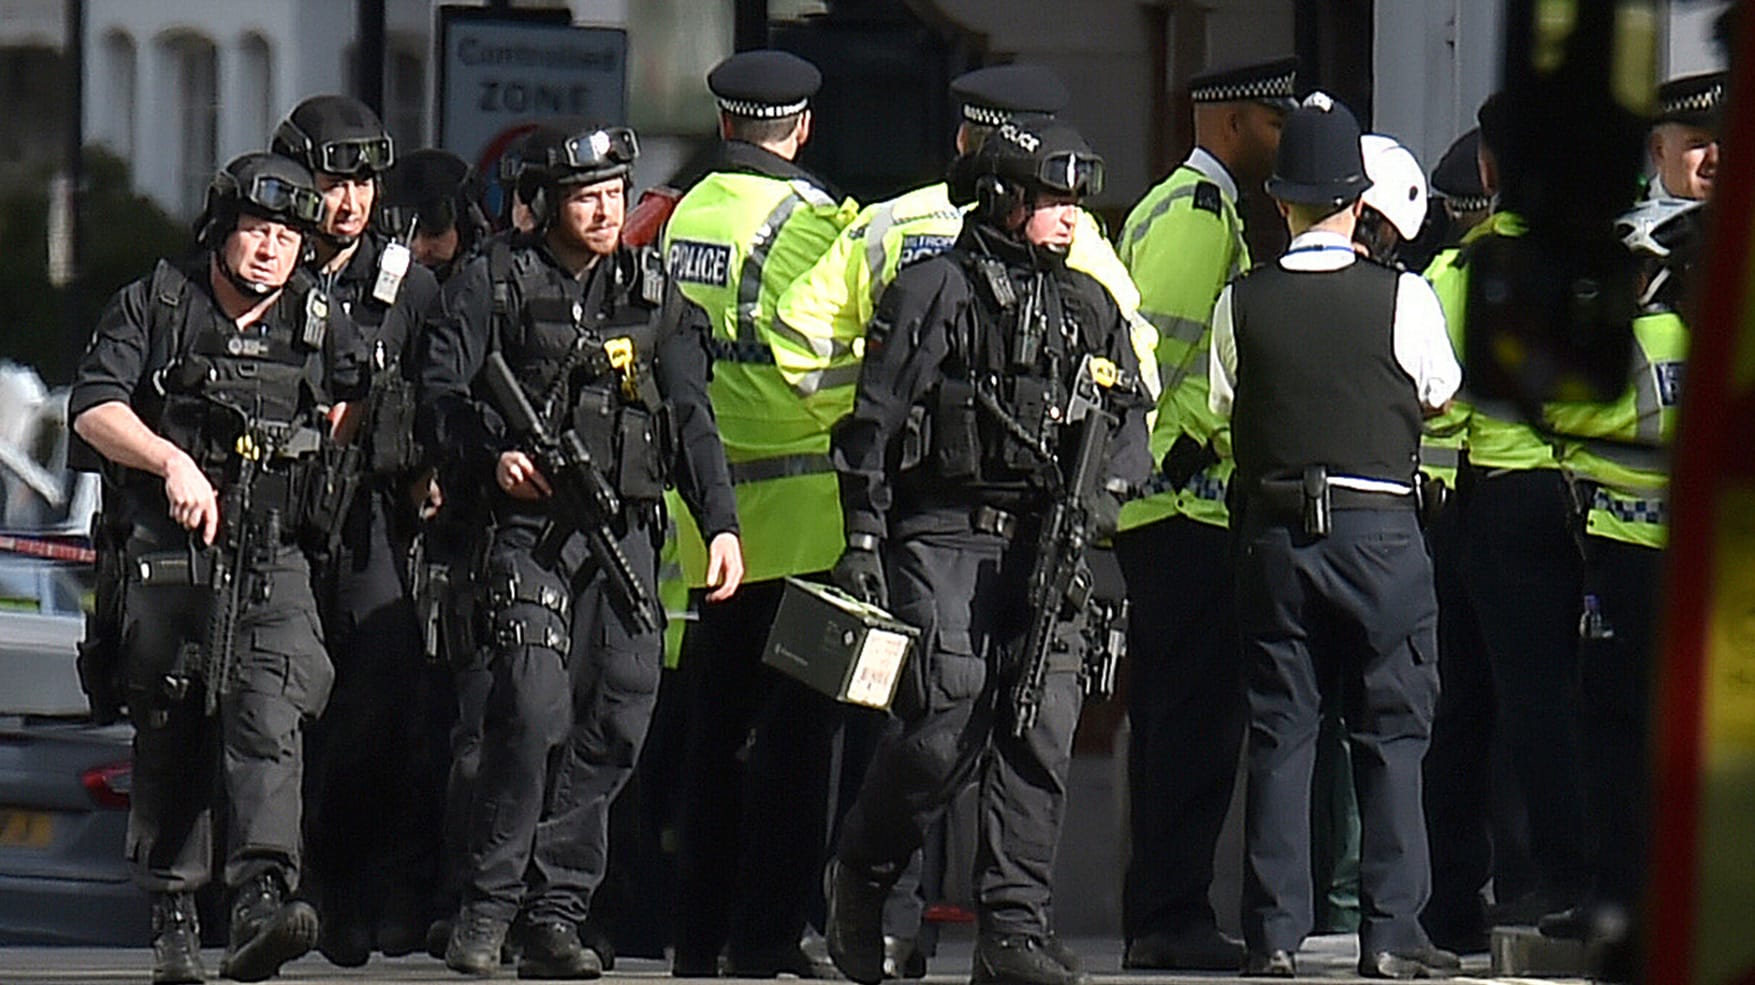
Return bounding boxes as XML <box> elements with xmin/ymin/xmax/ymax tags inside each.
<box><xmin>1208</xmin><ymin>229</ymin><xmax>1463</xmax><ymax>492</ymax></box>
<box><xmin>1186</xmin><ymin>146</ymin><xmax>1241</xmax><ymax>204</ymax></box>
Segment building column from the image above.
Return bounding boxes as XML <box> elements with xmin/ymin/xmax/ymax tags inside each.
<box><xmin>134</xmin><ymin>36</ymin><xmax>178</xmax><ymax>213</ymax></box>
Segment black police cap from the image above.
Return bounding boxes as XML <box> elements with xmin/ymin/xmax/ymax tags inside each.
<box><xmin>1266</xmin><ymin>98</ymin><xmax>1371</xmax><ymax>207</ymax></box>
<box><xmin>708</xmin><ymin>49</ymin><xmax>821</xmax><ymax>119</ymax></box>
<box><xmin>1188</xmin><ymin>56</ymin><xmax>1298</xmax><ymax>110</ymax></box>
<box><xmin>1430</xmin><ymin>128</ymin><xmax>1488</xmax><ymax>210</ymax></box>
<box><xmin>950</xmin><ymin>64</ymin><xmax>1070</xmax><ymax>127</ymax></box>
<box><xmin>1657</xmin><ymin>70</ymin><xmax>1727</xmax><ymax>131</ymax></box>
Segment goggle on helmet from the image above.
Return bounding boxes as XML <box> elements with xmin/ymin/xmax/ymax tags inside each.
<box><xmin>274</xmin><ymin>117</ymin><xmax>395</xmax><ymax>177</ymax></box>
<box><xmin>546</xmin><ymin>126</ymin><xmax>640</xmax><ymax>183</ymax></box>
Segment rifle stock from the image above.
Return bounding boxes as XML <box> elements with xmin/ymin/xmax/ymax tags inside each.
<box><xmin>483</xmin><ymin>352</ymin><xmax>662</xmax><ymax>634</ymax></box>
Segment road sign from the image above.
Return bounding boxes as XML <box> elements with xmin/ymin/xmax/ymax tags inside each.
<box><xmin>435</xmin><ymin>6</ymin><xmax>627</xmax><ymax>179</ymax></box>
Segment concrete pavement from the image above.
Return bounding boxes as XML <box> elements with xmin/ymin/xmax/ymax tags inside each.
<box><xmin>0</xmin><ymin>934</ymin><xmax>1579</xmax><ymax>985</ymax></box>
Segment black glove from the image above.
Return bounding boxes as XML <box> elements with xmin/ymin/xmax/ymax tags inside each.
<box><xmin>1160</xmin><ymin>433</ymin><xmax>1220</xmax><ymax>491</ymax></box>
<box><xmin>1092</xmin><ymin>489</ymin><xmax>1123</xmax><ymax>541</ymax></box>
<box><xmin>832</xmin><ymin>546</ymin><xmax>889</xmax><ymax>610</ymax></box>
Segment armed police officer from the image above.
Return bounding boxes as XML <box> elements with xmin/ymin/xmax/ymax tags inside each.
<box><xmin>419</xmin><ymin>123</ymin><xmax>743</xmax><ymax>979</ymax></box>
<box><xmin>268</xmin><ymin>94</ymin><xmax>446</xmax><ymax>964</ymax></box>
<box><xmin>824</xmin><ymin>117</ymin><xmax>1150</xmax><ymax>985</ymax></box>
<box><xmin>1211</xmin><ymin>99</ymin><xmax>1461</xmax><ymax>979</ymax></box>
<box><xmin>72</xmin><ymin>153</ymin><xmax>354</xmax><ymax>984</ymax></box>
<box><xmin>381</xmin><ymin>148</ymin><xmax>495</xmax><ymax>284</ymax></box>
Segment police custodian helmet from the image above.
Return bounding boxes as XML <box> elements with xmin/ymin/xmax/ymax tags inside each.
<box><xmin>1266</xmin><ymin>96</ymin><xmax>1371</xmax><ymax>208</ymax></box>
<box><xmin>950</xmin><ymin>115</ymin><xmax>1105</xmax><ymax>226</ymax></box>
<box><xmin>518</xmin><ymin>124</ymin><xmax>641</xmax><ymax>230</ymax></box>
<box><xmin>271</xmin><ymin>94</ymin><xmax>395</xmax><ymax>178</ymax></box>
<box><xmin>195</xmin><ymin>152</ymin><xmax>325</xmax><ymax>249</ymax></box>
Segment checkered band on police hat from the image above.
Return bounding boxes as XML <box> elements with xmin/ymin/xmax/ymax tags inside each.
<box><xmin>707</xmin><ymin>49</ymin><xmax>821</xmax><ymax>120</ymax></box>
<box><xmin>1661</xmin><ymin>82</ymin><xmax>1723</xmax><ymax>117</ymax></box>
<box><xmin>1189</xmin><ymin>57</ymin><xmax>1298</xmax><ymax>104</ymax></box>
<box><xmin>1657</xmin><ymin>70</ymin><xmax>1727</xmax><ymax>126</ymax></box>
<box><xmin>715</xmin><ymin>95</ymin><xmax>810</xmax><ymax>119</ymax></box>
<box><xmin>962</xmin><ymin>104</ymin><xmax>1013</xmax><ymax>127</ymax></box>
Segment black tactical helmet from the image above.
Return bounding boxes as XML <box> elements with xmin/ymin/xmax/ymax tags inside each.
<box><xmin>195</xmin><ymin>152</ymin><xmax>325</xmax><ymax>248</ymax></box>
<box><xmin>271</xmin><ymin>94</ymin><xmax>395</xmax><ymax>178</ymax></box>
<box><xmin>379</xmin><ymin>148</ymin><xmax>488</xmax><ymax>241</ymax></box>
<box><xmin>950</xmin><ymin>115</ymin><xmax>1105</xmax><ymax>225</ymax></box>
<box><xmin>519</xmin><ymin>124</ymin><xmax>640</xmax><ymax>229</ymax></box>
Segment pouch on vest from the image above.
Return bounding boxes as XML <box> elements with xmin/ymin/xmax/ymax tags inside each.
<box><xmin>932</xmin><ymin>380</ymin><xmax>980</xmax><ymax>480</ymax></box>
<box><xmin>898</xmin><ymin>405</ymin><xmax>929</xmax><ymax>472</ymax></box>
<box><xmin>615</xmin><ymin>405</ymin><xmax>666</xmax><ymax>501</ymax></box>
<box><xmin>569</xmin><ymin>386</ymin><xmax>620</xmax><ymax>487</ymax></box>
<box><xmin>1000</xmin><ymin>376</ymin><xmax>1052</xmax><ymax>473</ymax></box>
<box><xmin>366</xmin><ymin>369</ymin><xmax>421</xmax><ymax>475</ymax></box>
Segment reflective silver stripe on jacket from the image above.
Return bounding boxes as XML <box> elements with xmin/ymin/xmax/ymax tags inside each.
<box><xmin>735</xmin><ymin>187</ymin><xmax>823</xmax><ymax>342</ymax></box>
<box><xmin>864</xmin><ymin>200</ymin><xmax>901</xmax><ymax>306</ymax></box>
<box><xmin>1419</xmin><ymin>443</ymin><xmax>1462</xmax><ymax>471</ymax></box>
<box><xmin>1124</xmin><ymin>183</ymin><xmax>1200</xmax><ymax>251</ymax></box>
<box><xmin>729</xmin><ymin>452</ymin><xmax>836</xmax><ymax>485</ymax></box>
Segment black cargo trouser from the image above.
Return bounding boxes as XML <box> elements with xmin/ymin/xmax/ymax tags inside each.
<box><xmin>1458</xmin><ymin>469</ymin><xmax>1589</xmax><ymax>899</ymax></box>
<box><xmin>462</xmin><ymin>509</ymin><xmax>663</xmax><ymax>925</ymax></box>
<box><xmin>123</xmin><ymin>527</ymin><xmax>333</xmax><ymax>896</ymax></box>
<box><xmin>674</xmin><ymin>576</ymin><xmax>842</xmax><ymax>963</ymax></box>
<box><xmin>1577</xmin><ymin>536</ymin><xmax>1662</xmax><ymax>910</ymax></box>
<box><xmin>305</xmin><ymin>484</ymin><xmax>431</xmax><ymax>927</ymax></box>
<box><xmin>1114</xmin><ymin>515</ymin><xmax>1245</xmax><ymax>941</ymax></box>
<box><xmin>835</xmin><ymin>510</ymin><xmax>1084</xmax><ymax>940</ymax></box>
<box><xmin>1235</xmin><ymin>506</ymin><xmax>1439</xmax><ymax>956</ymax></box>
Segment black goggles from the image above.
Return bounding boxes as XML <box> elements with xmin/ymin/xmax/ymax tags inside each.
<box><xmin>244</xmin><ymin>175</ymin><xmax>325</xmax><ymax>226</ymax></box>
<box><xmin>315</xmin><ymin>136</ymin><xmax>395</xmax><ymax>175</ymax></box>
<box><xmin>557</xmin><ymin>127</ymin><xmax>639</xmax><ymax>173</ymax></box>
<box><xmin>1034</xmin><ymin>152</ymin><xmax>1105</xmax><ymax>197</ymax></box>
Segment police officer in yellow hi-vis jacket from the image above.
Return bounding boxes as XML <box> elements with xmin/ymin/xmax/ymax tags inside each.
<box><xmin>662</xmin><ymin>48</ymin><xmax>860</xmax><ymax>977</ymax></box>
<box><xmin>1537</xmin><ymin>196</ymin><xmax>1700</xmax><ymax>954</ymax></box>
<box><xmin>1425</xmin><ymin>96</ymin><xmax>1590</xmax><ymax>930</ymax></box>
<box><xmin>1112</xmin><ymin>56</ymin><xmax>1294</xmax><ymax>972</ymax></box>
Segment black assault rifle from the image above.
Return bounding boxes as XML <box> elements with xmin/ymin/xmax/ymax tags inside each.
<box><xmin>482</xmin><ymin>351</ymin><xmax>662</xmax><ymax>634</ymax></box>
<box><xmin>196</xmin><ymin>426</ymin><xmax>286</xmax><ymax>716</ymax></box>
<box><xmin>1008</xmin><ymin>355</ymin><xmax>1131</xmax><ymax>738</ymax></box>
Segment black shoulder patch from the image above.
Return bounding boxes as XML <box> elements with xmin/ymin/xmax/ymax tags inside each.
<box><xmin>1193</xmin><ymin>181</ymin><xmax>1222</xmax><ymax>216</ymax></box>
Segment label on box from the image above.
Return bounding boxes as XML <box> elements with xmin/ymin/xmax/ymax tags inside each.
<box><xmin>845</xmin><ymin>627</ymin><xmax>910</xmax><ymax>707</ymax></box>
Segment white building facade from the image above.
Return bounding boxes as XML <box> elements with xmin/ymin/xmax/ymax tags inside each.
<box><xmin>60</xmin><ymin>0</ymin><xmax>1738</xmax><ymax>218</ymax></box>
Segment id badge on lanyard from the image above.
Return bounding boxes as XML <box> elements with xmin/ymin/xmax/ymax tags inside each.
<box><xmin>373</xmin><ymin>241</ymin><xmax>411</xmax><ymax>305</ymax></box>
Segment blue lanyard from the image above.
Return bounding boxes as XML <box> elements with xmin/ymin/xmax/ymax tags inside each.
<box><xmin>1283</xmin><ymin>243</ymin><xmax>1358</xmax><ymax>257</ymax></box>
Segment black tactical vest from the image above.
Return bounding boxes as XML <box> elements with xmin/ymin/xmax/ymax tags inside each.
<box><xmin>1228</xmin><ymin>258</ymin><xmax>1422</xmax><ymax>491</ymax></box>
<box><xmin>491</xmin><ymin>243</ymin><xmax>673</xmax><ymax>500</ymax></box>
<box><xmin>146</xmin><ymin>263</ymin><xmax>328</xmax><ymax>475</ymax></box>
<box><xmin>905</xmin><ymin>251</ymin><xmax>1110</xmax><ymax>501</ymax></box>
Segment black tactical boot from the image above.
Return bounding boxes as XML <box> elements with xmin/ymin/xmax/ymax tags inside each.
<box><xmin>218</xmin><ymin>870</ymin><xmax>319</xmax><ymax>983</ymax></box>
<box><xmin>151</xmin><ymin>892</ymin><xmax>206</xmax><ymax>985</ymax></box>
<box><xmin>971</xmin><ymin>934</ymin><xmax>1087</xmax><ymax>985</ymax></box>
<box><xmin>446</xmin><ymin>908</ymin><xmax>511</xmax><ymax>977</ymax></box>
<box><xmin>517</xmin><ymin>919</ymin><xmax>603</xmax><ymax>980</ymax></box>
<box><xmin>825</xmin><ymin>859</ymin><xmax>890</xmax><ymax>985</ymax></box>
<box><xmin>315</xmin><ymin>888</ymin><xmax>371</xmax><ymax>968</ymax></box>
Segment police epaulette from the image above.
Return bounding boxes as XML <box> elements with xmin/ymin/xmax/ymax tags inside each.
<box><xmin>1193</xmin><ymin>180</ymin><xmax>1222</xmax><ymax>216</ymax></box>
